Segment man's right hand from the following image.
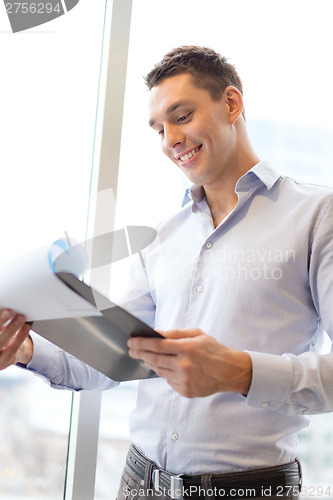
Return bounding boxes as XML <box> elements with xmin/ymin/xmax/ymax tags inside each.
<box><xmin>0</xmin><ymin>309</ymin><xmax>33</xmax><ymax>370</ymax></box>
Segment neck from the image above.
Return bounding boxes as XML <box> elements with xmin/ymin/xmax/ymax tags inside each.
<box><xmin>205</xmin><ymin>147</ymin><xmax>260</xmax><ymax>228</ymax></box>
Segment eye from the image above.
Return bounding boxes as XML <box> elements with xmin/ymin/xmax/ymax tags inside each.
<box><xmin>158</xmin><ymin>129</ymin><xmax>164</xmax><ymax>136</ymax></box>
<box><xmin>177</xmin><ymin>112</ymin><xmax>192</xmax><ymax>123</ymax></box>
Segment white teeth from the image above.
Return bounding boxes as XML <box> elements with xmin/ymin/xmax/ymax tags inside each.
<box><xmin>180</xmin><ymin>147</ymin><xmax>200</xmax><ymax>162</ymax></box>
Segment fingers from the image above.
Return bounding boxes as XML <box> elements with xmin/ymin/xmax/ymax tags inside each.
<box><xmin>0</xmin><ymin>309</ymin><xmax>30</xmax><ymax>370</ymax></box>
<box><xmin>0</xmin><ymin>309</ymin><xmax>12</xmax><ymax>327</ymax></box>
<box><xmin>128</xmin><ymin>337</ymin><xmax>174</xmax><ymax>357</ymax></box>
<box><xmin>156</xmin><ymin>328</ymin><xmax>203</xmax><ymax>339</ymax></box>
<box><xmin>1</xmin><ymin>310</ymin><xmax>25</xmax><ymax>343</ymax></box>
<box><xmin>127</xmin><ymin>329</ymin><xmax>209</xmax><ymax>392</ymax></box>
<box><xmin>128</xmin><ymin>328</ymin><xmax>204</xmax><ymax>356</ymax></box>
<box><xmin>132</xmin><ymin>348</ymin><xmax>177</xmax><ymax>370</ymax></box>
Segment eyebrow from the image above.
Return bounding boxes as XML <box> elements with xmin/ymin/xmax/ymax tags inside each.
<box><xmin>149</xmin><ymin>100</ymin><xmax>192</xmax><ymax>128</ymax></box>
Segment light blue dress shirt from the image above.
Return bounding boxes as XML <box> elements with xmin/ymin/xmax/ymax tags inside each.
<box><xmin>28</xmin><ymin>160</ymin><xmax>333</xmax><ymax>474</ymax></box>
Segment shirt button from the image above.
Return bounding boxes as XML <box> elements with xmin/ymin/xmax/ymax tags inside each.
<box><xmin>196</xmin><ymin>285</ymin><xmax>204</xmax><ymax>293</ymax></box>
<box><xmin>260</xmin><ymin>401</ymin><xmax>270</xmax><ymax>408</ymax></box>
<box><xmin>171</xmin><ymin>433</ymin><xmax>179</xmax><ymax>441</ymax></box>
<box><xmin>205</xmin><ymin>242</ymin><xmax>213</xmax><ymax>249</ymax></box>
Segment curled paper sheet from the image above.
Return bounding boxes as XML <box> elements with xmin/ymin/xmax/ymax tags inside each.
<box><xmin>0</xmin><ymin>238</ymin><xmax>99</xmax><ymax>321</ymax></box>
<box><xmin>48</xmin><ymin>237</ymin><xmax>88</xmax><ymax>277</ymax></box>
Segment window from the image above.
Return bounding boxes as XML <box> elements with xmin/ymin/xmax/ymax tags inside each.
<box><xmin>0</xmin><ymin>1</ymin><xmax>108</xmax><ymax>498</ymax></box>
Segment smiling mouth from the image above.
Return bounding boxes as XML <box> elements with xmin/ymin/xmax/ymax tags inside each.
<box><xmin>179</xmin><ymin>145</ymin><xmax>202</xmax><ymax>162</ymax></box>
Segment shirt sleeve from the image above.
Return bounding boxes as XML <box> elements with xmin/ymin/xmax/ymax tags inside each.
<box><xmin>246</xmin><ymin>194</ymin><xmax>333</xmax><ymax>415</ymax></box>
<box><xmin>245</xmin><ymin>350</ymin><xmax>333</xmax><ymax>415</ymax></box>
<box><xmin>24</xmin><ymin>331</ymin><xmax>119</xmax><ymax>391</ymax></box>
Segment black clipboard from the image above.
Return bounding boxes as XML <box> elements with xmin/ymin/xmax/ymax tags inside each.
<box><xmin>31</xmin><ymin>272</ymin><xmax>162</xmax><ymax>382</ymax></box>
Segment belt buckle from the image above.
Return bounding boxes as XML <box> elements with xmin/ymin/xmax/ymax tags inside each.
<box><xmin>170</xmin><ymin>475</ymin><xmax>183</xmax><ymax>500</ymax></box>
<box><xmin>152</xmin><ymin>469</ymin><xmax>160</xmax><ymax>491</ymax></box>
<box><xmin>152</xmin><ymin>469</ymin><xmax>184</xmax><ymax>500</ymax></box>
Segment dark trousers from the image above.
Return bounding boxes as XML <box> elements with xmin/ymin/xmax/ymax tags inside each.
<box><xmin>117</xmin><ymin>446</ymin><xmax>302</xmax><ymax>500</ymax></box>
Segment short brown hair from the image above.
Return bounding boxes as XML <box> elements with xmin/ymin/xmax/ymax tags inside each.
<box><xmin>144</xmin><ymin>45</ymin><xmax>243</xmax><ymax>101</ymax></box>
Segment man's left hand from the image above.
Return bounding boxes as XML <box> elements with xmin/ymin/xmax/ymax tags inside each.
<box><xmin>127</xmin><ymin>328</ymin><xmax>252</xmax><ymax>398</ymax></box>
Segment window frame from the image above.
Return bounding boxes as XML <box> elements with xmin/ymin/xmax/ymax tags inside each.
<box><xmin>63</xmin><ymin>1</ymin><xmax>133</xmax><ymax>498</ymax></box>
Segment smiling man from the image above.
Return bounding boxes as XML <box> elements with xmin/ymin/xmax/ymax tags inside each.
<box><xmin>2</xmin><ymin>46</ymin><xmax>333</xmax><ymax>500</ymax></box>
<box><xmin>147</xmin><ymin>70</ymin><xmax>258</xmax><ymax>228</ymax></box>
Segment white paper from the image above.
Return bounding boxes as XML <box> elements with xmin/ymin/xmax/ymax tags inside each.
<box><xmin>0</xmin><ymin>240</ymin><xmax>101</xmax><ymax>321</ymax></box>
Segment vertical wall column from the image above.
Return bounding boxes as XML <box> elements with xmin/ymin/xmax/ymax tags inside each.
<box><xmin>64</xmin><ymin>1</ymin><xmax>133</xmax><ymax>499</ymax></box>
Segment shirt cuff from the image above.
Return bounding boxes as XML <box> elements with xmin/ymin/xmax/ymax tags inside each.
<box><xmin>245</xmin><ymin>351</ymin><xmax>294</xmax><ymax>411</ymax></box>
<box><xmin>26</xmin><ymin>331</ymin><xmax>62</xmax><ymax>381</ymax></box>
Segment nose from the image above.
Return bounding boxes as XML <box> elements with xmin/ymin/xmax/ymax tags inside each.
<box><xmin>163</xmin><ymin>124</ymin><xmax>185</xmax><ymax>151</ymax></box>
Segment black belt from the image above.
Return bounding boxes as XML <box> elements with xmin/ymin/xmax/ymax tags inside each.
<box><xmin>126</xmin><ymin>444</ymin><xmax>302</xmax><ymax>499</ymax></box>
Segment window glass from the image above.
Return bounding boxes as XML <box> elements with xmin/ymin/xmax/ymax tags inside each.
<box><xmin>95</xmin><ymin>1</ymin><xmax>333</xmax><ymax>498</ymax></box>
<box><xmin>0</xmin><ymin>1</ymin><xmax>108</xmax><ymax>498</ymax></box>
<box><xmin>0</xmin><ymin>368</ymin><xmax>72</xmax><ymax>499</ymax></box>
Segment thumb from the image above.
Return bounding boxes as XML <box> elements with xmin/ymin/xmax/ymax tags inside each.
<box><xmin>155</xmin><ymin>328</ymin><xmax>204</xmax><ymax>340</ymax></box>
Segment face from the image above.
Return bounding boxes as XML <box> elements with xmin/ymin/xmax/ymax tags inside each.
<box><xmin>148</xmin><ymin>73</ymin><xmax>239</xmax><ymax>188</ymax></box>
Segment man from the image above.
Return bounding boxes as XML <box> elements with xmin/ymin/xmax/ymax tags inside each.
<box><xmin>1</xmin><ymin>46</ymin><xmax>333</xmax><ymax>499</ymax></box>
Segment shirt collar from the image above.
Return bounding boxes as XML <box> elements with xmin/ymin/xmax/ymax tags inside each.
<box><xmin>181</xmin><ymin>161</ymin><xmax>281</xmax><ymax>207</ymax></box>
<box><xmin>243</xmin><ymin>160</ymin><xmax>281</xmax><ymax>191</ymax></box>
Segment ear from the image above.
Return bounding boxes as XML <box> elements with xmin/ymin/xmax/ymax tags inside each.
<box><xmin>224</xmin><ymin>86</ymin><xmax>244</xmax><ymax>124</ymax></box>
